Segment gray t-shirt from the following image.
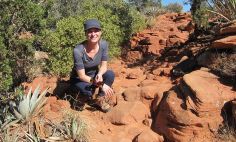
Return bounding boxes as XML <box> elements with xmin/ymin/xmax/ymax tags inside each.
<box><xmin>71</xmin><ymin>39</ymin><xmax>109</xmax><ymax>79</ymax></box>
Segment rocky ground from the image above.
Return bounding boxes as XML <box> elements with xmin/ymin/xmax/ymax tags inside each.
<box><xmin>22</xmin><ymin>13</ymin><xmax>236</xmax><ymax>142</ymax></box>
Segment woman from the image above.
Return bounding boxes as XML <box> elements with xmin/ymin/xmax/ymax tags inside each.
<box><xmin>70</xmin><ymin>19</ymin><xmax>115</xmax><ymax>112</ymax></box>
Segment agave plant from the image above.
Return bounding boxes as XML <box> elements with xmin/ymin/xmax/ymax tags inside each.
<box><xmin>63</xmin><ymin>117</ymin><xmax>88</xmax><ymax>142</ymax></box>
<box><xmin>13</xmin><ymin>86</ymin><xmax>48</xmax><ymax>120</ymax></box>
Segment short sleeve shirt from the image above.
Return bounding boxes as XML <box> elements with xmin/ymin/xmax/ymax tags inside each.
<box><xmin>71</xmin><ymin>39</ymin><xmax>109</xmax><ymax>78</ymax></box>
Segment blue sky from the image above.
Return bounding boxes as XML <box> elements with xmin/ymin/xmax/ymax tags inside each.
<box><xmin>162</xmin><ymin>0</ymin><xmax>191</xmax><ymax>12</ymax></box>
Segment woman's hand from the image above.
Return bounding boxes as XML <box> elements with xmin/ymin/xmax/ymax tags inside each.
<box><xmin>95</xmin><ymin>74</ymin><xmax>103</xmax><ymax>85</ymax></box>
<box><xmin>102</xmin><ymin>84</ymin><xmax>114</xmax><ymax>98</ymax></box>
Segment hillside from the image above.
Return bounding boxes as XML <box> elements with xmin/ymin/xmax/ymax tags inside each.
<box><xmin>13</xmin><ymin>12</ymin><xmax>236</xmax><ymax>142</ymax></box>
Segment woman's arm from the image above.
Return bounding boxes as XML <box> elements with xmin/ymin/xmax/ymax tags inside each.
<box><xmin>76</xmin><ymin>69</ymin><xmax>92</xmax><ymax>83</ymax></box>
<box><xmin>98</xmin><ymin>61</ymin><xmax>107</xmax><ymax>76</ymax></box>
<box><xmin>95</xmin><ymin>61</ymin><xmax>107</xmax><ymax>83</ymax></box>
<box><xmin>73</xmin><ymin>46</ymin><xmax>93</xmax><ymax>83</ymax></box>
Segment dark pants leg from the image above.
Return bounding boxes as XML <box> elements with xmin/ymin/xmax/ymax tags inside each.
<box><xmin>71</xmin><ymin>70</ymin><xmax>115</xmax><ymax>97</ymax></box>
<box><xmin>72</xmin><ymin>81</ymin><xmax>94</xmax><ymax>97</ymax></box>
<box><xmin>102</xmin><ymin>70</ymin><xmax>115</xmax><ymax>87</ymax></box>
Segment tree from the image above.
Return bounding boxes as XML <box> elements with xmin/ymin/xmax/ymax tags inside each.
<box><xmin>186</xmin><ymin>0</ymin><xmax>209</xmax><ymax>35</ymax></box>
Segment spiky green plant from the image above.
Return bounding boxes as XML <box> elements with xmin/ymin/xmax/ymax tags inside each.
<box><xmin>13</xmin><ymin>86</ymin><xmax>48</xmax><ymax>120</ymax></box>
<box><xmin>64</xmin><ymin>117</ymin><xmax>88</xmax><ymax>142</ymax></box>
<box><xmin>45</xmin><ymin>115</ymin><xmax>89</xmax><ymax>141</ymax></box>
<box><xmin>71</xmin><ymin>118</ymin><xmax>88</xmax><ymax>141</ymax></box>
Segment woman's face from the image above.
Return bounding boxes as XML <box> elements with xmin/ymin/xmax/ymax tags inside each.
<box><xmin>85</xmin><ymin>28</ymin><xmax>102</xmax><ymax>44</ymax></box>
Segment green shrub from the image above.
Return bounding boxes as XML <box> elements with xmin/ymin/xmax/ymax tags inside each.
<box><xmin>0</xmin><ymin>36</ymin><xmax>12</xmax><ymax>92</ymax></box>
<box><xmin>46</xmin><ymin>0</ymin><xmax>83</xmax><ymax>28</ymax></box>
<box><xmin>0</xmin><ymin>0</ymin><xmax>48</xmax><ymax>92</ymax></box>
<box><xmin>188</xmin><ymin>0</ymin><xmax>211</xmax><ymax>32</ymax></box>
<box><xmin>128</xmin><ymin>7</ymin><xmax>146</xmax><ymax>34</ymax></box>
<box><xmin>41</xmin><ymin>17</ymin><xmax>87</xmax><ymax>76</ymax></box>
<box><xmin>164</xmin><ymin>2</ymin><xmax>183</xmax><ymax>13</ymax></box>
<box><xmin>193</xmin><ymin>5</ymin><xmax>210</xmax><ymax>30</ymax></box>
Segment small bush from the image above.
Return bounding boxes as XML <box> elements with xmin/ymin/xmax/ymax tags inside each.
<box><xmin>41</xmin><ymin>17</ymin><xmax>84</xmax><ymax>76</ymax></box>
<box><xmin>164</xmin><ymin>2</ymin><xmax>183</xmax><ymax>13</ymax></box>
<box><xmin>209</xmin><ymin>52</ymin><xmax>236</xmax><ymax>79</ymax></box>
<box><xmin>193</xmin><ymin>1</ymin><xmax>211</xmax><ymax>30</ymax></box>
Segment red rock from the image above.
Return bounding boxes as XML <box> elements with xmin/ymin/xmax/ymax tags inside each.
<box><xmin>153</xmin><ymin>70</ymin><xmax>236</xmax><ymax>142</ymax></box>
<box><xmin>123</xmin><ymin>87</ymin><xmax>142</xmax><ymax>102</ymax></box>
<box><xmin>141</xmin><ymin>86</ymin><xmax>159</xmax><ymax>99</ymax></box>
<box><xmin>43</xmin><ymin>96</ymin><xmax>71</xmax><ymax>124</ymax></box>
<box><xmin>211</xmin><ymin>36</ymin><xmax>236</xmax><ymax>49</ymax></box>
<box><xmin>219</xmin><ymin>22</ymin><xmax>236</xmax><ymax>35</ymax></box>
<box><xmin>106</xmin><ymin>101</ymin><xmax>150</xmax><ymax>125</ymax></box>
<box><xmin>126</xmin><ymin>51</ymin><xmax>143</xmax><ymax>62</ymax></box>
<box><xmin>134</xmin><ymin>129</ymin><xmax>164</xmax><ymax>142</ymax></box>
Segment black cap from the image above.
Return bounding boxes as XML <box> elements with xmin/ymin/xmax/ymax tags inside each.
<box><xmin>84</xmin><ymin>19</ymin><xmax>101</xmax><ymax>31</ymax></box>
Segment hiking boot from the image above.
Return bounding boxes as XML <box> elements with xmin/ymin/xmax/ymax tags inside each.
<box><xmin>95</xmin><ymin>95</ymin><xmax>111</xmax><ymax>113</ymax></box>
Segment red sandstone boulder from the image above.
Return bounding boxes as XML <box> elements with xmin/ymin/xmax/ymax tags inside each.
<box><xmin>123</xmin><ymin>87</ymin><xmax>142</xmax><ymax>102</ymax></box>
<box><xmin>153</xmin><ymin>69</ymin><xmax>236</xmax><ymax>142</ymax></box>
<box><xmin>211</xmin><ymin>36</ymin><xmax>236</xmax><ymax>49</ymax></box>
<box><xmin>106</xmin><ymin>101</ymin><xmax>150</xmax><ymax>125</ymax></box>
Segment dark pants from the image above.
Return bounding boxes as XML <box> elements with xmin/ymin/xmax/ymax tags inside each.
<box><xmin>70</xmin><ymin>70</ymin><xmax>115</xmax><ymax>97</ymax></box>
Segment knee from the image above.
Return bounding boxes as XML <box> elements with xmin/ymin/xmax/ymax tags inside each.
<box><xmin>105</xmin><ymin>70</ymin><xmax>115</xmax><ymax>79</ymax></box>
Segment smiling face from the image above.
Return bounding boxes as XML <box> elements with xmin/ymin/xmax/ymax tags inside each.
<box><xmin>85</xmin><ymin>28</ymin><xmax>102</xmax><ymax>44</ymax></box>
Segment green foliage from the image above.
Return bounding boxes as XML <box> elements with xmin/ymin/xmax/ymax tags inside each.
<box><xmin>193</xmin><ymin>3</ymin><xmax>210</xmax><ymax>30</ymax></box>
<box><xmin>41</xmin><ymin>17</ymin><xmax>84</xmax><ymax>76</ymax></box>
<box><xmin>0</xmin><ymin>36</ymin><xmax>13</xmax><ymax>92</ymax></box>
<box><xmin>164</xmin><ymin>2</ymin><xmax>183</xmax><ymax>13</ymax></box>
<box><xmin>187</xmin><ymin>0</ymin><xmax>210</xmax><ymax>31</ymax></box>
<box><xmin>68</xmin><ymin>117</ymin><xmax>88</xmax><ymax>141</ymax></box>
<box><xmin>46</xmin><ymin>0</ymin><xmax>83</xmax><ymax>27</ymax></box>
<box><xmin>0</xmin><ymin>0</ymin><xmax>48</xmax><ymax>92</ymax></box>
<box><xmin>129</xmin><ymin>7</ymin><xmax>147</xmax><ymax>34</ymax></box>
<box><xmin>0</xmin><ymin>86</ymin><xmax>23</xmax><ymax>128</ymax></box>
<box><xmin>0</xmin><ymin>0</ymin><xmax>46</xmax><ymax>35</ymax></box>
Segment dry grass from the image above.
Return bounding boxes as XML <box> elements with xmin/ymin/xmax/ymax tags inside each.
<box><xmin>209</xmin><ymin>52</ymin><xmax>236</xmax><ymax>79</ymax></box>
<box><xmin>217</xmin><ymin>121</ymin><xmax>236</xmax><ymax>142</ymax></box>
